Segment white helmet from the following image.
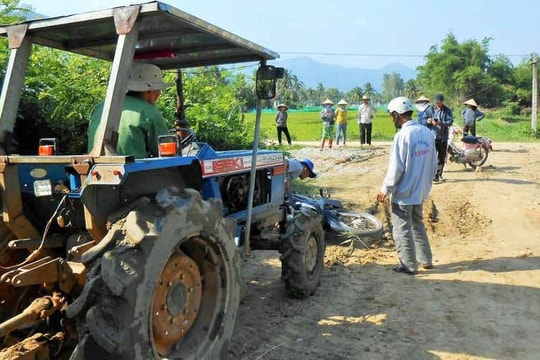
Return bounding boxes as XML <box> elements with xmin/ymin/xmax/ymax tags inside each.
<box><xmin>387</xmin><ymin>96</ymin><xmax>414</xmax><ymax>114</ymax></box>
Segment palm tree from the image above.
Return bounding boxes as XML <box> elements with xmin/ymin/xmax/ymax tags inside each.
<box><xmin>348</xmin><ymin>86</ymin><xmax>363</xmax><ymax>106</ymax></box>
<box><xmin>303</xmin><ymin>88</ymin><xmax>316</xmax><ymax>107</ymax></box>
<box><xmin>363</xmin><ymin>82</ymin><xmax>375</xmax><ymax>98</ymax></box>
<box><xmin>404</xmin><ymin>79</ymin><xmax>420</xmax><ymax>101</ymax></box>
<box><xmin>315</xmin><ymin>83</ymin><xmax>325</xmax><ymax>103</ymax></box>
<box><xmin>277</xmin><ymin>69</ymin><xmax>304</xmax><ymax>108</ymax></box>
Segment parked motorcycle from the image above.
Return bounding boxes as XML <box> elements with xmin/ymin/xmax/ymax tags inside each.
<box><xmin>447</xmin><ymin>126</ymin><xmax>493</xmax><ymax>169</ymax></box>
<box><xmin>291</xmin><ymin>189</ymin><xmax>382</xmax><ymax>238</ymax></box>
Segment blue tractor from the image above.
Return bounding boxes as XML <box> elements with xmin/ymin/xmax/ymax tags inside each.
<box><xmin>0</xmin><ymin>2</ymin><xmax>325</xmax><ymax>359</ymax></box>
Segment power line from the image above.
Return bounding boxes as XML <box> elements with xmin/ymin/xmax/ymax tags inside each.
<box><xmin>279</xmin><ymin>51</ymin><xmax>425</xmax><ymax>58</ymax></box>
<box><xmin>278</xmin><ymin>51</ymin><xmax>531</xmax><ymax>59</ymax></box>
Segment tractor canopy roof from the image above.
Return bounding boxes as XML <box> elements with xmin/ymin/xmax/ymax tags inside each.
<box><xmin>0</xmin><ymin>1</ymin><xmax>278</xmax><ymax>68</ymax></box>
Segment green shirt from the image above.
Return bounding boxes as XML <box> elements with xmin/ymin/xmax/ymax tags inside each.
<box><xmin>87</xmin><ymin>95</ymin><xmax>169</xmax><ymax>158</ymax></box>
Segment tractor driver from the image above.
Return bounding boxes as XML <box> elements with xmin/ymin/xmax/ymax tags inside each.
<box><xmin>87</xmin><ymin>63</ymin><xmax>172</xmax><ymax>158</ymax></box>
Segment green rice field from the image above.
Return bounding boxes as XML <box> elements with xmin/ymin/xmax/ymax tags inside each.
<box><xmin>245</xmin><ymin>108</ymin><xmax>539</xmax><ymax>143</ymax></box>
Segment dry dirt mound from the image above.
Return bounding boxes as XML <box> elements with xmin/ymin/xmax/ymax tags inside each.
<box><xmin>291</xmin><ymin>144</ymin><xmax>494</xmax><ymax>251</ymax></box>
<box><xmin>230</xmin><ymin>142</ymin><xmax>540</xmax><ymax>360</ymax></box>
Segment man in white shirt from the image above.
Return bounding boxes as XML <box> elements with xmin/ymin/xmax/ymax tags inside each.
<box><xmin>358</xmin><ymin>94</ymin><xmax>375</xmax><ymax>146</ymax></box>
<box><xmin>376</xmin><ymin>96</ymin><xmax>437</xmax><ymax>275</ymax></box>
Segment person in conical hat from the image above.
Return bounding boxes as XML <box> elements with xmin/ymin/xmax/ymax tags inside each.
<box><xmin>275</xmin><ymin>103</ymin><xmax>292</xmax><ymax>145</ymax></box>
<box><xmin>415</xmin><ymin>95</ymin><xmax>429</xmax><ymax>103</ymax></box>
<box><xmin>335</xmin><ymin>100</ymin><xmax>348</xmax><ymax>146</ymax></box>
<box><xmin>461</xmin><ymin>98</ymin><xmax>485</xmax><ymax>136</ymax></box>
<box><xmin>322</xmin><ymin>98</ymin><xmax>334</xmax><ymax>105</ymax></box>
<box><xmin>320</xmin><ymin>99</ymin><xmax>335</xmax><ymax>150</ymax></box>
<box><xmin>464</xmin><ymin>98</ymin><xmax>478</xmax><ymax>107</ymax></box>
<box><xmin>415</xmin><ymin>95</ymin><xmax>430</xmax><ymax>122</ymax></box>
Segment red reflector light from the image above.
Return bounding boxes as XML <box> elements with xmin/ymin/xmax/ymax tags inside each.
<box><xmin>159</xmin><ymin>142</ymin><xmax>177</xmax><ymax>157</ymax></box>
<box><xmin>38</xmin><ymin>145</ymin><xmax>54</xmax><ymax>156</ymax></box>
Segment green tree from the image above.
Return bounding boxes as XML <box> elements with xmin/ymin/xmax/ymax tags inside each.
<box><xmin>363</xmin><ymin>83</ymin><xmax>375</xmax><ymax>98</ymax></box>
<box><xmin>512</xmin><ymin>60</ymin><xmax>533</xmax><ymax>108</ymax></box>
<box><xmin>0</xmin><ymin>0</ymin><xmax>30</xmax><ymax>24</ymax></box>
<box><xmin>324</xmin><ymin>88</ymin><xmax>341</xmax><ymax>104</ymax></box>
<box><xmin>404</xmin><ymin>79</ymin><xmax>420</xmax><ymax>100</ymax></box>
<box><xmin>164</xmin><ymin>66</ymin><xmax>253</xmax><ymax>150</ymax></box>
<box><xmin>23</xmin><ymin>47</ymin><xmax>110</xmax><ymax>153</ymax></box>
<box><xmin>487</xmin><ymin>54</ymin><xmax>518</xmax><ymax>108</ymax></box>
<box><xmin>315</xmin><ymin>83</ymin><xmax>325</xmax><ymax>103</ymax></box>
<box><xmin>348</xmin><ymin>86</ymin><xmax>363</xmax><ymax>105</ymax></box>
<box><xmin>277</xmin><ymin>69</ymin><xmax>304</xmax><ymax>109</ymax></box>
<box><xmin>302</xmin><ymin>88</ymin><xmax>316</xmax><ymax>107</ymax></box>
<box><xmin>417</xmin><ymin>33</ymin><xmax>513</xmax><ymax>107</ymax></box>
<box><xmin>381</xmin><ymin>72</ymin><xmax>404</xmax><ymax>103</ymax></box>
<box><xmin>0</xmin><ymin>0</ymin><xmax>31</xmax><ymax>73</ymax></box>
<box><xmin>233</xmin><ymin>73</ymin><xmax>255</xmax><ymax>111</ymax></box>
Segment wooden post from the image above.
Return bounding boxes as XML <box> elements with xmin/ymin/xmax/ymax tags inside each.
<box><xmin>532</xmin><ymin>53</ymin><xmax>538</xmax><ymax>137</ymax></box>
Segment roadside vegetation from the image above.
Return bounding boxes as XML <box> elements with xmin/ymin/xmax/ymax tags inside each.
<box><xmin>0</xmin><ymin>0</ymin><xmax>538</xmax><ymax>155</ymax></box>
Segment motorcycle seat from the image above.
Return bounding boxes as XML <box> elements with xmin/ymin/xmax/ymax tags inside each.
<box><xmin>461</xmin><ymin>135</ymin><xmax>479</xmax><ymax>144</ymax></box>
<box><xmin>321</xmin><ymin>198</ymin><xmax>343</xmax><ymax>210</ymax></box>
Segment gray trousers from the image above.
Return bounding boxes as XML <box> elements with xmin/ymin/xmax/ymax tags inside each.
<box><xmin>391</xmin><ymin>202</ymin><xmax>433</xmax><ymax>272</ymax></box>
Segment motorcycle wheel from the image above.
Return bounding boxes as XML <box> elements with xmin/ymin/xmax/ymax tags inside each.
<box><xmin>329</xmin><ymin>211</ymin><xmax>383</xmax><ymax>237</ymax></box>
<box><xmin>468</xmin><ymin>145</ymin><xmax>489</xmax><ymax>169</ymax></box>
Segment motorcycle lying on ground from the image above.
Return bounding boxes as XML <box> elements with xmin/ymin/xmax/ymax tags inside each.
<box><xmin>447</xmin><ymin>125</ymin><xmax>493</xmax><ymax>169</ymax></box>
<box><xmin>291</xmin><ymin>189</ymin><xmax>383</xmax><ymax>239</ymax></box>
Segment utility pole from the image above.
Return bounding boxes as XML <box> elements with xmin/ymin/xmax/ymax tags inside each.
<box><xmin>532</xmin><ymin>53</ymin><xmax>538</xmax><ymax>137</ymax></box>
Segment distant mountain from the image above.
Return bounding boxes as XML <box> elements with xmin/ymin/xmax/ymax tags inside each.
<box><xmin>272</xmin><ymin>57</ymin><xmax>417</xmax><ymax>92</ymax></box>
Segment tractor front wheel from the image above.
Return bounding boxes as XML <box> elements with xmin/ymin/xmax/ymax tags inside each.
<box><xmin>279</xmin><ymin>208</ymin><xmax>325</xmax><ymax>299</ymax></box>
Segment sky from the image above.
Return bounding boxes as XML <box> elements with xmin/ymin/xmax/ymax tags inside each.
<box><xmin>25</xmin><ymin>0</ymin><xmax>540</xmax><ymax>70</ymax></box>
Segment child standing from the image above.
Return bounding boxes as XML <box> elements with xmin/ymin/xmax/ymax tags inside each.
<box><xmin>275</xmin><ymin>103</ymin><xmax>292</xmax><ymax>145</ymax></box>
<box><xmin>320</xmin><ymin>98</ymin><xmax>335</xmax><ymax>150</ymax></box>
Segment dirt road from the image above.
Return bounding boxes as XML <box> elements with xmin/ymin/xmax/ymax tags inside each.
<box><xmin>228</xmin><ymin>142</ymin><xmax>540</xmax><ymax>360</ymax></box>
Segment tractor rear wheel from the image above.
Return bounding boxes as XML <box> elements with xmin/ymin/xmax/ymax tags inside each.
<box><xmin>79</xmin><ymin>188</ymin><xmax>241</xmax><ymax>360</ymax></box>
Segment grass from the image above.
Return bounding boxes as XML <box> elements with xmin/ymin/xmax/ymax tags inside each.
<box><xmin>245</xmin><ymin>108</ymin><xmax>540</xmax><ymax>143</ymax></box>
<box><xmin>474</xmin><ymin>112</ymin><xmax>538</xmax><ymax>142</ymax></box>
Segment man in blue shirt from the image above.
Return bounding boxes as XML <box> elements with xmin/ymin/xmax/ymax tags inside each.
<box><xmin>420</xmin><ymin>93</ymin><xmax>453</xmax><ymax>182</ymax></box>
<box><xmin>377</xmin><ymin>96</ymin><xmax>437</xmax><ymax>275</ymax></box>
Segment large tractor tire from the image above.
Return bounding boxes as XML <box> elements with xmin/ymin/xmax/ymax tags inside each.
<box><xmin>279</xmin><ymin>207</ymin><xmax>325</xmax><ymax>299</ymax></box>
<box><xmin>77</xmin><ymin>187</ymin><xmax>241</xmax><ymax>360</ymax></box>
